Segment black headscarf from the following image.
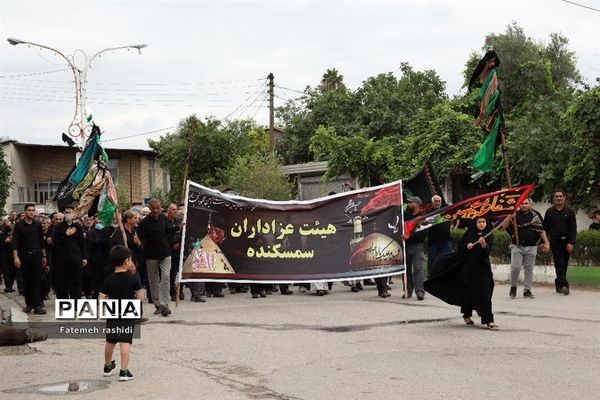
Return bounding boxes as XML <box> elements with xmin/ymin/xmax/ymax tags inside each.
<box><xmin>462</xmin><ymin>218</ymin><xmax>493</xmax><ymax>244</ymax></box>
<box><xmin>468</xmin><ymin>50</ymin><xmax>501</xmax><ymax>90</ymax></box>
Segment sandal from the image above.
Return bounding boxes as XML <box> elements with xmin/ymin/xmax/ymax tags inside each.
<box><xmin>486</xmin><ymin>323</ymin><xmax>498</xmax><ymax>330</ymax></box>
<box><xmin>463</xmin><ymin>317</ymin><xmax>474</xmax><ymax>326</ymax></box>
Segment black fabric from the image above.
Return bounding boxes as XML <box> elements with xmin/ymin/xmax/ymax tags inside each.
<box><xmin>506</xmin><ymin>209</ymin><xmax>544</xmax><ymax>246</ymax></box>
<box><xmin>99</xmin><ymin>271</ymin><xmax>142</xmax><ymax>301</ymax></box>
<box><xmin>52</xmin><ymin>221</ymin><xmax>87</xmax><ymax>263</ymax></box>
<box><xmin>543</xmin><ymin>206</ymin><xmax>577</xmax><ymax>244</ymax></box>
<box><xmin>468</xmin><ymin>50</ymin><xmax>501</xmax><ymax>89</ymax></box>
<box><xmin>424</xmin><ymin>222</ymin><xmax>495</xmax><ymax>324</ymax></box>
<box><xmin>403</xmin><ymin>162</ymin><xmax>446</xmax><ymax>215</ymax></box>
<box><xmin>550</xmin><ymin>237</ymin><xmax>570</xmax><ymax>289</ymax></box>
<box><xmin>100</xmin><ymin>269</ymin><xmax>140</xmax><ymax>343</ymax></box>
<box><xmin>588</xmin><ymin>222</ymin><xmax>600</xmax><ymax>231</ymax></box>
<box><xmin>12</xmin><ymin>220</ymin><xmax>44</xmax><ymax>254</ymax></box>
<box><xmin>110</xmin><ymin>227</ymin><xmax>142</xmax><ymax>267</ymax></box>
<box><xmin>20</xmin><ymin>252</ymin><xmax>44</xmax><ymax>308</ymax></box>
<box><xmin>137</xmin><ymin>214</ymin><xmax>175</xmax><ymax>260</ymax></box>
<box><xmin>427</xmin><ymin>220</ymin><xmax>451</xmax><ymax>244</ymax></box>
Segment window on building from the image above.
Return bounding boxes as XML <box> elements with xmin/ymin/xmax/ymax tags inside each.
<box><xmin>18</xmin><ymin>186</ymin><xmax>33</xmax><ymax>203</ymax></box>
<box><xmin>33</xmin><ymin>182</ymin><xmax>60</xmax><ymax>204</ymax></box>
<box><xmin>148</xmin><ymin>159</ymin><xmax>155</xmax><ymax>193</ymax></box>
<box><xmin>108</xmin><ymin>158</ymin><xmax>119</xmax><ymax>184</ymax></box>
<box><xmin>162</xmin><ymin>168</ymin><xmax>169</xmax><ymax>193</ymax></box>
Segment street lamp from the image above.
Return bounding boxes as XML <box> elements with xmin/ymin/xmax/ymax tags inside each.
<box><xmin>7</xmin><ymin>37</ymin><xmax>147</xmax><ymax>146</ymax></box>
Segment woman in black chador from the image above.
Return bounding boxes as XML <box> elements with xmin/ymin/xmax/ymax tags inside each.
<box><xmin>424</xmin><ymin>217</ymin><xmax>498</xmax><ymax>330</ymax></box>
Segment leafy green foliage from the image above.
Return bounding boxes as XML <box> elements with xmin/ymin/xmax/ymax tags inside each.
<box><xmin>0</xmin><ymin>146</ymin><xmax>11</xmax><ymax>214</ymax></box>
<box><xmin>463</xmin><ymin>22</ymin><xmax>581</xmax><ymax>113</ymax></box>
<box><xmin>276</xmin><ymin>63</ymin><xmax>447</xmax><ymax>165</ymax></box>
<box><xmin>563</xmin><ymin>87</ymin><xmax>600</xmax><ymax>208</ymax></box>
<box><xmin>222</xmin><ymin>153</ymin><xmax>292</xmax><ymax>200</ymax></box>
<box><xmin>148</xmin><ymin>115</ymin><xmax>269</xmax><ymax>200</ymax></box>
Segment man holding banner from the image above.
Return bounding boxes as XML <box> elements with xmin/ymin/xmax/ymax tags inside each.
<box><xmin>401</xmin><ymin>197</ymin><xmax>426</xmax><ymax>300</ymax></box>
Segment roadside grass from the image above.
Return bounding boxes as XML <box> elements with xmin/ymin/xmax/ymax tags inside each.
<box><xmin>567</xmin><ymin>266</ymin><xmax>600</xmax><ymax>287</ymax></box>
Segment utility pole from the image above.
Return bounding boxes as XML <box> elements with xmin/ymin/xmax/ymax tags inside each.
<box><xmin>180</xmin><ymin>117</ymin><xmax>196</xmax><ymax>203</ymax></box>
<box><xmin>268</xmin><ymin>72</ymin><xmax>275</xmax><ymax>151</ymax></box>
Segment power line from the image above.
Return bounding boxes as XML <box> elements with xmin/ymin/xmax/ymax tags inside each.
<box><xmin>274</xmin><ymin>84</ymin><xmax>306</xmax><ymax>95</ymax></box>
<box><xmin>0</xmin><ymin>68</ymin><xmax>71</xmax><ymax>79</ymax></box>
<box><xmin>101</xmin><ymin>126</ymin><xmax>178</xmax><ymax>142</ymax></box>
<box><xmin>249</xmin><ymin>99</ymin><xmax>268</xmax><ymax>121</ymax></box>
<box><xmin>224</xmin><ymin>79</ymin><xmax>267</xmax><ymax>121</ymax></box>
<box><xmin>559</xmin><ymin>0</ymin><xmax>600</xmax><ymax>11</ymax></box>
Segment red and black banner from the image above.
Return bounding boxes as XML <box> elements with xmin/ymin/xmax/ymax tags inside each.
<box><xmin>178</xmin><ymin>181</ymin><xmax>406</xmax><ymax>283</ymax></box>
<box><xmin>403</xmin><ymin>184</ymin><xmax>535</xmax><ymax>237</ymax></box>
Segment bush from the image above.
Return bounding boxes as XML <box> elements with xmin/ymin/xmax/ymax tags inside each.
<box><xmin>573</xmin><ymin>230</ymin><xmax>600</xmax><ymax>266</ymax></box>
<box><xmin>447</xmin><ymin>227</ymin><xmax>600</xmax><ymax>266</ymax></box>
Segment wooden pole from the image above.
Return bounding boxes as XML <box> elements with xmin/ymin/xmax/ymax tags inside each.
<box><xmin>498</xmin><ymin>109</ymin><xmax>519</xmax><ymax>244</ymax></box>
<box><xmin>268</xmin><ymin>72</ymin><xmax>275</xmax><ymax>151</ymax></box>
<box><xmin>176</xmin><ymin>117</ymin><xmax>196</xmax><ymax>307</ymax></box>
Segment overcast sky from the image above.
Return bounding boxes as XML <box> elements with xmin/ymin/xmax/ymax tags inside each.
<box><xmin>1</xmin><ymin>0</ymin><xmax>598</xmax><ymax>150</ymax></box>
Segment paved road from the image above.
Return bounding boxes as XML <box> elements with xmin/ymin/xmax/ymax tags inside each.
<box><xmin>1</xmin><ymin>282</ymin><xmax>599</xmax><ymax>400</ymax></box>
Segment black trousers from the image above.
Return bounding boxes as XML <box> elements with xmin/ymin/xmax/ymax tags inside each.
<box><xmin>1</xmin><ymin>253</ymin><xmax>15</xmax><ymax>290</ymax></box>
<box><xmin>54</xmin><ymin>260</ymin><xmax>82</xmax><ymax>300</ymax></box>
<box><xmin>375</xmin><ymin>277</ymin><xmax>388</xmax><ymax>295</ymax></box>
<box><xmin>169</xmin><ymin>251</ymin><xmax>181</xmax><ymax>296</ymax></box>
<box><xmin>250</xmin><ymin>284</ymin><xmax>269</xmax><ymax>294</ymax></box>
<box><xmin>20</xmin><ymin>253</ymin><xmax>44</xmax><ymax>308</ymax></box>
<box><xmin>550</xmin><ymin>237</ymin><xmax>570</xmax><ymax>289</ymax></box>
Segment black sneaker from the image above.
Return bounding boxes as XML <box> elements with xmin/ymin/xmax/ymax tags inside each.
<box><xmin>194</xmin><ymin>296</ymin><xmax>206</xmax><ymax>303</ymax></box>
<box><xmin>416</xmin><ymin>291</ymin><xmax>424</xmax><ymax>301</ymax></box>
<box><xmin>153</xmin><ymin>305</ymin><xmax>164</xmax><ymax>315</ymax></box>
<box><xmin>103</xmin><ymin>360</ymin><xmax>116</xmax><ymax>376</ymax></box>
<box><xmin>561</xmin><ymin>287</ymin><xmax>570</xmax><ymax>295</ymax></box>
<box><xmin>22</xmin><ymin>306</ymin><xmax>33</xmax><ymax>313</ymax></box>
<box><xmin>119</xmin><ymin>369</ymin><xmax>134</xmax><ymax>381</ymax></box>
<box><xmin>160</xmin><ymin>306</ymin><xmax>172</xmax><ymax>316</ymax></box>
<box><xmin>350</xmin><ymin>285</ymin><xmax>360</xmax><ymax>293</ymax></box>
<box><xmin>509</xmin><ymin>286</ymin><xmax>517</xmax><ymax>299</ymax></box>
<box><xmin>523</xmin><ymin>289</ymin><xmax>535</xmax><ymax>299</ymax></box>
<box><xmin>33</xmin><ymin>307</ymin><xmax>47</xmax><ymax>315</ymax></box>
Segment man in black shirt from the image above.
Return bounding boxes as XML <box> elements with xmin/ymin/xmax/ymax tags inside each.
<box><xmin>402</xmin><ymin>196</ymin><xmax>427</xmax><ymax>300</ymax></box>
<box><xmin>137</xmin><ymin>199</ymin><xmax>178</xmax><ymax>317</ymax></box>
<box><xmin>12</xmin><ymin>203</ymin><xmax>47</xmax><ymax>314</ymax></box>
<box><xmin>52</xmin><ymin>205</ymin><xmax>88</xmax><ymax>300</ymax></box>
<box><xmin>502</xmin><ymin>199</ymin><xmax>550</xmax><ymax>299</ymax></box>
<box><xmin>427</xmin><ymin>195</ymin><xmax>452</xmax><ymax>274</ymax></box>
<box><xmin>543</xmin><ymin>190</ymin><xmax>577</xmax><ymax>295</ymax></box>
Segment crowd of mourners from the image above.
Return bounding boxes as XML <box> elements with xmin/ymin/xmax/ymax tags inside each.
<box><xmin>1</xmin><ymin>191</ymin><xmax>598</xmax><ymax>325</ymax></box>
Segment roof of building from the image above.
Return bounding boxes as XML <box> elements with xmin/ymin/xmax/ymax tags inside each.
<box><xmin>280</xmin><ymin>161</ymin><xmax>329</xmax><ymax>175</ymax></box>
<box><xmin>1</xmin><ymin>139</ymin><xmax>158</xmax><ymax>156</ymax></box>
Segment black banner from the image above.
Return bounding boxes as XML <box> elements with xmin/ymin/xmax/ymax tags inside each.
<box><xmin>178</xmin><ymin>181</ymin><xmax>406</xmax><ymax>283</ymax></box>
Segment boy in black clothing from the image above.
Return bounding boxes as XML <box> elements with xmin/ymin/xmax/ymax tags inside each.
<box><xmin>99</xmin><ymin>245</ymin><xmax>144</xmax><ymax>381</ymax></box>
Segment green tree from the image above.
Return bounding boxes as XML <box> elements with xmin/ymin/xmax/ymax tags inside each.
<box><xmin>223</xmin><ymin>153</ymin><xmax>292</xmax><ymax>200</ymax></box>
<box><xmin>563</xmin><ymin>86</ymin><xmax>600</xmax><ymax>208</ymax></box>
<box><xmin>276</xmin><ymin>63</ymin><xmax>447</xmax><ymax>165</ymax></box>
<box><xmin>149</xmin><ymin>115</ymin><xmax>268</xmax><ymax>200</ymax></box>
<box><xmin>320</xmin><ymin>68</ymin><xmax>345</xmax><ymax>92</ymax></box>
<box><xmin>0</xmin><ymin>146</ymin><xmax>11</xmax><ymax>214</ymax></box>
<box><xmin>401</xmin><ymin>102</ymin><xmax>482</xmax><ymax>179</ymax></box>
<box><xmin>463</xmin><ymin>22</ymin><xmax>581</xmax><ymax>113</ymax></box>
